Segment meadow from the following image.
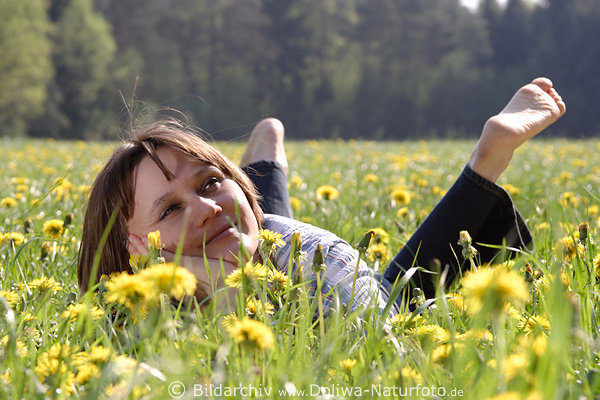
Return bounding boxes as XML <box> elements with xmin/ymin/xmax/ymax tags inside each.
<box><xmin>0</xmin><ymin>137</ymin><xmax>599</xmax><ymax>399</ymax></box>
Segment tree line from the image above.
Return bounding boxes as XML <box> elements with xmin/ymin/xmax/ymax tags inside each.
<box><xmin>1</xmin><ymin>0</ymin><xmax>599</xmax><ymax>140</ymax></box>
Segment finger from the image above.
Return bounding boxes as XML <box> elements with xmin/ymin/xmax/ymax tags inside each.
<box><xmin>127</xmin><ymin>234</ymin><xmax>148</xmax><ymax>255</ymax></box>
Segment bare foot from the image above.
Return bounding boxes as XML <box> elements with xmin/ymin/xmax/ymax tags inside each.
<box><xmin>240</xmin><ymin>118</ymin><xmax>289</xmax><ymax>174</ymax></box>
<box><xmin>469</xmin><ymin>77</ymin><xmax>566</xmax><ymax>183</ymax></box>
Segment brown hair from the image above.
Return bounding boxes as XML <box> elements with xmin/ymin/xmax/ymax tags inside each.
<box><xmin>77</xmin><ymin>120</ymin><xmax>263</xmax><ymax>294</ymax></box>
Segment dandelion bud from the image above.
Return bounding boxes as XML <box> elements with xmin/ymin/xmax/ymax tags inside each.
<box><xmin>23</xmin><ymin>218</ymin><xmax>32</xmax><ymax>233</ymax></box>
<box><xmin>457</xmin><ymin>230</ymin><xmax>472</xmax><ymax>247</ymax></box>
<box><xmin>312</xmin><ymin>244</ymin><xmax>326</xmax><ymax>273</ymax></box>
<box><xmin>357</xmin><ymin>230</ymin><xmax>374</xmax><ymax>253</ymax></box>
<box><xmin>290</xmin><ymin>231</ymin><xmax>304</xmax><ymax>263</ymax></box>
<box><xmin>458</xmin><ymin>230</ymin><xmax>478</xmax><ymax>262</ymax></box>
<box><xmin>63</xmin><ymin>213</ymin><xmax>73</xmax><ymax>228</ymax></box>
<box><xmin>578</xmin><ymin>222</ymin><xmax>589</xmax><ymax>245</ymax></box>
<box><xmin>147</xmin><ymin>230</ymin><xmax>163</xmax><ymax>266</ymax></box>
<box><xmin>147</xmin><ymin>230</ymin><xmax>162</xmax><ymax>251</ymax></box>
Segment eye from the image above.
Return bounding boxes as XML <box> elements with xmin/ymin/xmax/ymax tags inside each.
<box><xmin>201</xmin><ymin>176</ymin><xmax>221</xmax><ymax>193</ymax></box>
<box><xmin>160</xmin><ymin>203</ymin><xmax>180</xmax><ymax>220</ymax></box>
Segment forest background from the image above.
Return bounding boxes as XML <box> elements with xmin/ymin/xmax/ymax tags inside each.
<box><xmin>2</xmin><ymin>0</ymin><xmax>599</xmax><ymax>141</ymax></box>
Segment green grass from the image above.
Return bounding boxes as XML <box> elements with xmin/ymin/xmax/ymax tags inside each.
<box><xmin>1</xmin><ymin>137</ymin><xmax>599</xmax><ymax>399</ymax></box>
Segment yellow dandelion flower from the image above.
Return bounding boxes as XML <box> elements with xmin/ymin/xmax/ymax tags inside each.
<box><xmin>593</xmin><ymin>254</ymin><xmax>600</xmax><ymax>278</ymax></box>
<box><xmin>390</xmin><ymin>188</ymin><xmax>411</xmax><ymax>206</ymax></box>
<box><xmin>225</xmin><ymin>262</ymin><xmax>268</xmax><ymax>288</ymax></box>
<box><xmin>444</xmin><ymin>292</ymin><xmax>464</xmax><ymax>312</ymax></box>
<box><xmin>226</xmin><ymin>317</ymin><xmax>274</xmax><ymax>350</ymax></box>
<box><xmin>129</xmin><ymin>253</ymin><xmax>150</xmax><ymax>271</ymax></box>
<box><xmin>0</xmin><ymin>197</ymin><xmax>17</xmax><ymax>208</ymax></box>
<box><xmin>268</xmin><ymin>269</ymin><xmax>290</xmax><ymax>295</ymax></box>
<box><xmin>289</xmin><ymin>196</ymin><xmax>302</xmax><ymax>212</ymax></box>
<box><xmin>75</xmin><ymin>363</ymin><xmax>100</xmax><ymax>384</ymax></box>
<box><xmin>147</xmin><ymin>230</ymin><xmax>162</xmax><ymax>251</ymax></box>
<box><xmin>518</xmin><ymin>314</ymin><xmax>551</xmax><ymax>336</ymax></box>
<box><xmin>560</xmin><ymin>192</ymin><xmax>580</xmax><ymax>208</ymax></box>
<box><xmin>396</xmin><ymin>207</ymin><xmax>409</xmax><ymax>218</ymax></box>
<box><xmin>42</xmin><ymin>219</ymin><xmax>64</xmax><ymax>240</ymax></box>
<box><xmin>291</xmin><ymin>176</ymin><xmax>304</xmax><ymax>188</ymax></box>
<box><xmin>0</xmin><ymin>290</ymin><xmax>19</xmax><ymax>307</ymax></box>
<box><xmin>390</xmin><ymin>313</ymin><xmax>424</xmax><ymax>329</ymax></box>
<box><xmin>588</xmin><ymin>205</ymin><xmax>599</xmax><ymax>216</ymax></box>
<box><xmin>258</xmin><ymin>229</ymin><xmax>285</xmax><ymax>252</ymax></box>
<box><xmin>502</xmin><ymin>184</ymin><xmax>521</xmax><ymax>196</ymax></box>
<box><xmin>531</xmin><ymin>335</ymin><xmax>547</xmax><ymax>357</ymax></box>
<box><xmin>138</xmin><ymin>262</ymin><xmax>197</xmax><ymax>300</ymax></box>
<box><xmin>21</xmin><ymin>313</ymin><xmax>36</xmax><ymax>324</ymax></box>
<box><xmin>1</xmin><ymin>335</ymin><xmax>28</xmax><ymax>357</ymax></box>
<box><xmin>461</xmin><ymin>266</ymin><xmax>528</xmax><ymax>315</ymax></box>
<box><xmin>367</xmin><ymin>242</ymin><xmax>391</xmax><ymax>264</ymax></box>
<box><xmin>246</xmin><ymin>297</ymin><xmax>275</xmax><ymax>316</ymax></box>
<box><xmin>60</xmin><ymin>303</ymin><xmax>105</xmax><ymax>322</ymax></box>
<box><xmin>408</xmin><ymin>324</ymin><xmax>450</xmax><ymax>345</ymax></box>
<box><xmin>110</xmin><ymin>355</ymin><xmax>139</xmax><ymax>377</ymax></box>
<box><xmin>87</xmin><ymin>345</ymin><xmax>112</xmax><ymax>363</ymax></box>
<box><xmin>221</xmin><ymin>314</ymin><xmax>238</xmax><ymax>328</ymax></box>
<box><xmin>560</xmin><ymin>268</ymin><xmax>571</xmax><ymax>287</ymax></box>
<box><xmin>29</xmin><ymin>276</ymin><xmax>63</xmax><ymax>292</ymax></box>
<box><xmin>104</xmin><ymin>272</ymin><xmax>153</xmax><ymax>309</ymax></box>
<box><xmin>316</xmin><ymin>185</ymin><xmax>339</xmax><ymax>201</ymax></box>
<box><xmin>363</xmin><ymin>174</ymin><xmax>378</xmax><ymax>183</ymax></box>
<box><xmin>555</xmin><ymin>236</ymin><xmax>584</xmax><ymax>262</ymax></box>
<box><xmin>559</xmin><ymin>171</ymin><xmax>572</xmax><ymax>180</ymax></box>
<box><xmin>1</xmin><ymin>232</ymin><xmax>26</xmax><ymax>247</ymax></box>
<box><xmin>339</xmin><ymin>358</ymin><xmax>357</xmax><ymax>371</ymax></box>
<box><xmin>34</xmin><ymin>343</ymin><xmax>73</xmax><ymax>381</ymax></box>
<box><xmin>457</xmin><ymin>329</ymin><xmax>494</xmax><ymax>343</ymax></box>
<box><xmin>331</xmin><ymin>171</ymin><xmax>342</xmax><ymax>181</ymax></box>
<box><xmin>432</xmin><ymin>343</ymin><xmax>464</xmax><ymax>364</ymax></box>
<box><xmin>571</xmin><ymin>158</ymin><xmax>587</xmax><ymax>167</ymax></box>
<box><xmin>0</xmin><ymin>370</ymin><xmax>10</xmax><ymax>385</ymax></box>
<box><xmin>535</xmin><ymin>222</ymin><xmax>550</xmax><ymax>231</ymax></box>
<box><xmin>502</xmin><ymin>353</ymin><xmax>530</xmax><ymax>381</ymax></box>
<box><xmin>368</xmin><ymin>227</ymin><xmax>390</xmax><ymax>245</ymax></box>
<box><xmin>401</xmin><ymin>367</ymin><xmax>423</xmax><ymax>384</ymax></box>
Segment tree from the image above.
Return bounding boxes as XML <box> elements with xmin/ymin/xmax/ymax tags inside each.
<box><xmin>0</xmin><ymin>0</ymin><xmax>53</xmax><ymax>137</ymax></box>
<box><xmin>31</xmin><ymin>0</ymin><xmax>116</xmax><ymax>139</ymax></box>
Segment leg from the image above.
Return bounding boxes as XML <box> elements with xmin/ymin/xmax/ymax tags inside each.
<box><xmin>385</xmin><ymin>78</ymin><xmax>566</xmax><ymax>298</ymax></box>
<box><xmin>241</xmin><ymin>118</ymin><xmax>293</xmax><ymax>218</ymax></box>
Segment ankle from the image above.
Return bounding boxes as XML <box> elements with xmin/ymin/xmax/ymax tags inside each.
<box><xmin>469</xmin><ymin>141</ymin><xmax>513</xmax><ymax>183</ymax></box>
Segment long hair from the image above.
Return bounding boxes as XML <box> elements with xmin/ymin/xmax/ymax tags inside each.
<box><xmin>77</xmin><ymin>120</ymin><xmax>263</xmax><ymax>295</ymax></box>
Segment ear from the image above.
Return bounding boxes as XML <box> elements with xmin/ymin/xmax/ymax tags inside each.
<box><xmin>127</xmin><ymin>233</ymin><xmax>148</xmax><ymax>255</ymax></box>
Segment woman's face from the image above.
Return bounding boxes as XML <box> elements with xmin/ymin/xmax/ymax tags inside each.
<box><xmin>127</xmin><ymin>147</ymin><xmax>259</xmax><ymax>264</ymax></box>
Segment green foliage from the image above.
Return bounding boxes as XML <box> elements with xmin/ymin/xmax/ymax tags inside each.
<box><xmin>0</xmin><ymin>0</ymin><xmax>53</xmax><ymax>137</ymax></box>
<box><xmin>2</xmin><ymin>0</ymin><xmax>600</xmax><ymax>139</ymax></box>
<box><xmin>30</xmin><ymin>0</ymin><xmax>116</xmax><ymax>139</ymax></box>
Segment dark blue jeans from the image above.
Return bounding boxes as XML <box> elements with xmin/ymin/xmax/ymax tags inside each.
<box><xmin>243</xmin><ymin>161</ymin><xmax>532</xmax><ymax>300</ymax></box>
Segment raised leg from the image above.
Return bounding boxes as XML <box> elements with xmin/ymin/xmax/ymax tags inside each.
<box><xmin>241</xmin><ymin>118</ymin><xmax>293</xmax><ymax>218</ymax></box>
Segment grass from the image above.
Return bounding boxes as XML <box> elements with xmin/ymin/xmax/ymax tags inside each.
<box><xmin>0</xmin><ymin>137</ymin><xmax>599</xmax><ymax>399</ymax></box>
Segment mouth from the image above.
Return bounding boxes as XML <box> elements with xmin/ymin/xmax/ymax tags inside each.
<box><xmin>205</xmin><ymin>224</ymin><xmax>239</xmax><ymax>246</ymax></box>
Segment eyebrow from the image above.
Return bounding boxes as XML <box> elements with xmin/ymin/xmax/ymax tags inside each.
<box><xmin>149</xmin><ymin>164</ymin><xmax>219</xmax><ymax>216</ymax></box>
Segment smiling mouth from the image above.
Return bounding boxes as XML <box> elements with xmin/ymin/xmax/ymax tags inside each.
<box><xmin>205</xmin><ymin>224</ymin><xmax>239</xmax><ymax>245</ymax></box>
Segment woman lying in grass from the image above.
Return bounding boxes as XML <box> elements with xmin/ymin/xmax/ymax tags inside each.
<box><xmin>78</xmin><ymin>77</ymin><xmax>565</xmax><ymax>316</ymax></box>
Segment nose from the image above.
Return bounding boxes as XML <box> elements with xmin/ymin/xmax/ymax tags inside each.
<box><xmin>189</xmin><ymin>195</ymin><xmax>223</xmax><ymax>227</ymax></box>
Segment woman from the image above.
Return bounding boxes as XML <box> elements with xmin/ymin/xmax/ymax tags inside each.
<box><xmin>78</xmin><ymin>77</ymin><xmax>565</xmax><ymax>316</ymax></box>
